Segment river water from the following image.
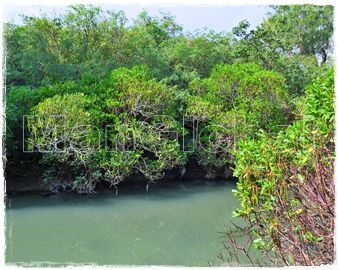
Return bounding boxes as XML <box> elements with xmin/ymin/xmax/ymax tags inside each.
<box><xmin>5</xmin><ymin>180</ymin><xmax>250</xmax><ymax>266</ymax></box>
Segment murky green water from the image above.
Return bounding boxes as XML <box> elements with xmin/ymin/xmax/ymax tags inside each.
<box><xmin>6</xmin><ymin>180</ymin><xmax>246</xmax><ymax>266</ymax></box>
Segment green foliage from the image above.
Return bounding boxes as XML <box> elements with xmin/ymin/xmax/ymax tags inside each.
<box><xmin>185</xmin><ymin>63</ymin><xmax>289</xmax><ymax>169</ymax></box>
<box><xmin>6</xmin><ymin>79</ymin><xmax>96</xmax><ymax>155</ymax></box>
<box><xmin>231</xmin><ymin>5</ymin><xmax>333</xmax><ymax>95</ymax></box>
<box><xmin>232</xmin><ymin>69</ymin><xmax>334</xmax><ymax>264</ymax></box>
<box><xmin>5</xmin><ymin>4</ymin><xmax>333</xmax><ymax>93</ymax></box>
<box><xmin>5</xmin><ymin>4</ymin><xmax>334</xmax><ymax>207</ymax></box>
<box><xmin>22</xmin><ymin>60</ymin><xmax>290</xmax><ymax>188</ymax></box>
<box><xmin>4</xmin><ymin>5</ymin><xmax>174</xmax><ymax>87</ymax></box>
<box><xmin>4</xmin><ymin>4</ymin><xmax>335</xmax><ymax>266</ymax></box>
<box><xmin>106</xmin><ymin>65</ymin><xmax>175</xmax><ymax>117</ymax></box>
<box><xmin>267</xmin><ymin>5</ymin><xmax>333</xmax><ymax>59</ymax></box>
<box><xmin>162</xmin><ymin>31</ymin><xmax>233</xmax><ymax>87</ymax></box>
<box><xmin>233</xmin><ymin>69</ymin><xmax>334</xmax><ymax>216</ymax></box>
<box><xmin>27</xmin><ymin>93</ymin><xmax>95</xmax><ymax>153</ymax></box>
<box><xmin>24</xmin><ymin>66</ymin><xmax>186</xmax><ymax>192</ymax></box>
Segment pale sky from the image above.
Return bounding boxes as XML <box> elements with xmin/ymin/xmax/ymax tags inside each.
<box><xmin>3</xmin><ymin>4</ymin><xmax>269</xmax><ymax>33</ymax></box>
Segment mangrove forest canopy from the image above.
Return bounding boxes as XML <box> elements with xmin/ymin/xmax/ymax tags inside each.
<box><xmin>4</xmin><ymin>4</ymin><xmax>335</xmax><ymax>266</ymax></box>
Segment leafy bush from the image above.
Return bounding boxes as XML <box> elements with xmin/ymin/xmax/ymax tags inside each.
<box><xmin>4</xmin><ymin>4</ymin><xmax>335</xmax><ymax>266</ymax></box>
<box><xmin>25</xmin><ymin>66</ymin><xmax>186</xmax><ymax>193</ymax></box>
<box><xmin>232</xmin><ymin>69</ymin><xmax>334</xmax><ymax>265</ymax></box>
<box><xmin>185</xmin><ymin>63</ymin><xmax>289</xmax><ymax>173</ymax></box>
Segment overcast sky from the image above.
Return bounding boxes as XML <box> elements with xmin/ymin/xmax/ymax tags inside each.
<box><xmin>3</xmin><ymin>4</ymin><xmax>269</xmax><ymax>33</ymax></box>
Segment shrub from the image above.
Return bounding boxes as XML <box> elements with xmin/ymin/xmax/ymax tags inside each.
<box><xmin>185</xmin><ymin>63</ymin><xmax>289</xmax><ymax>173</ymax></box>
<box><xmin>26</xmin><ymin>66</ymin><xmax>186</xmax><ymax>193</ymax></box>
<box><xmin>232</xmin><ymin>69</ymin><xmax>334</xmax><ymax>265</ymax></box>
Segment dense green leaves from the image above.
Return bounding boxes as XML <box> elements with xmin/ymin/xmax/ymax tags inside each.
<box><xmin>5</xmin><ymin>4</ymin><xmax>334</xmax><ymax>202</ymax></box>
<box><xmin>5</xmin><ymin>4</ymin><xmax>332</xmax><ymax>92</ymax></box>
<box><xmin>5</xmin><ymin>5</ymin><xmax>335</xmax><ymax>263</ymax></box>
<box><xmin>231</xmin><ymin>5</ymin><xmax>333</xmax><ymax>95</ymax></box>
<box><xmin>23</xmin><ymin>66</ymin><xmax>186</xmax><ymax>192</ymax></box>
<box><xmin>185</xmin><ymin>63</ymin><xmax>289</xmax><ymax>170</ymax></box>
<box><xmin>232</xmin><ymin>69</ymin><xmax>334</xmax><ymax>264</ymax></box>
